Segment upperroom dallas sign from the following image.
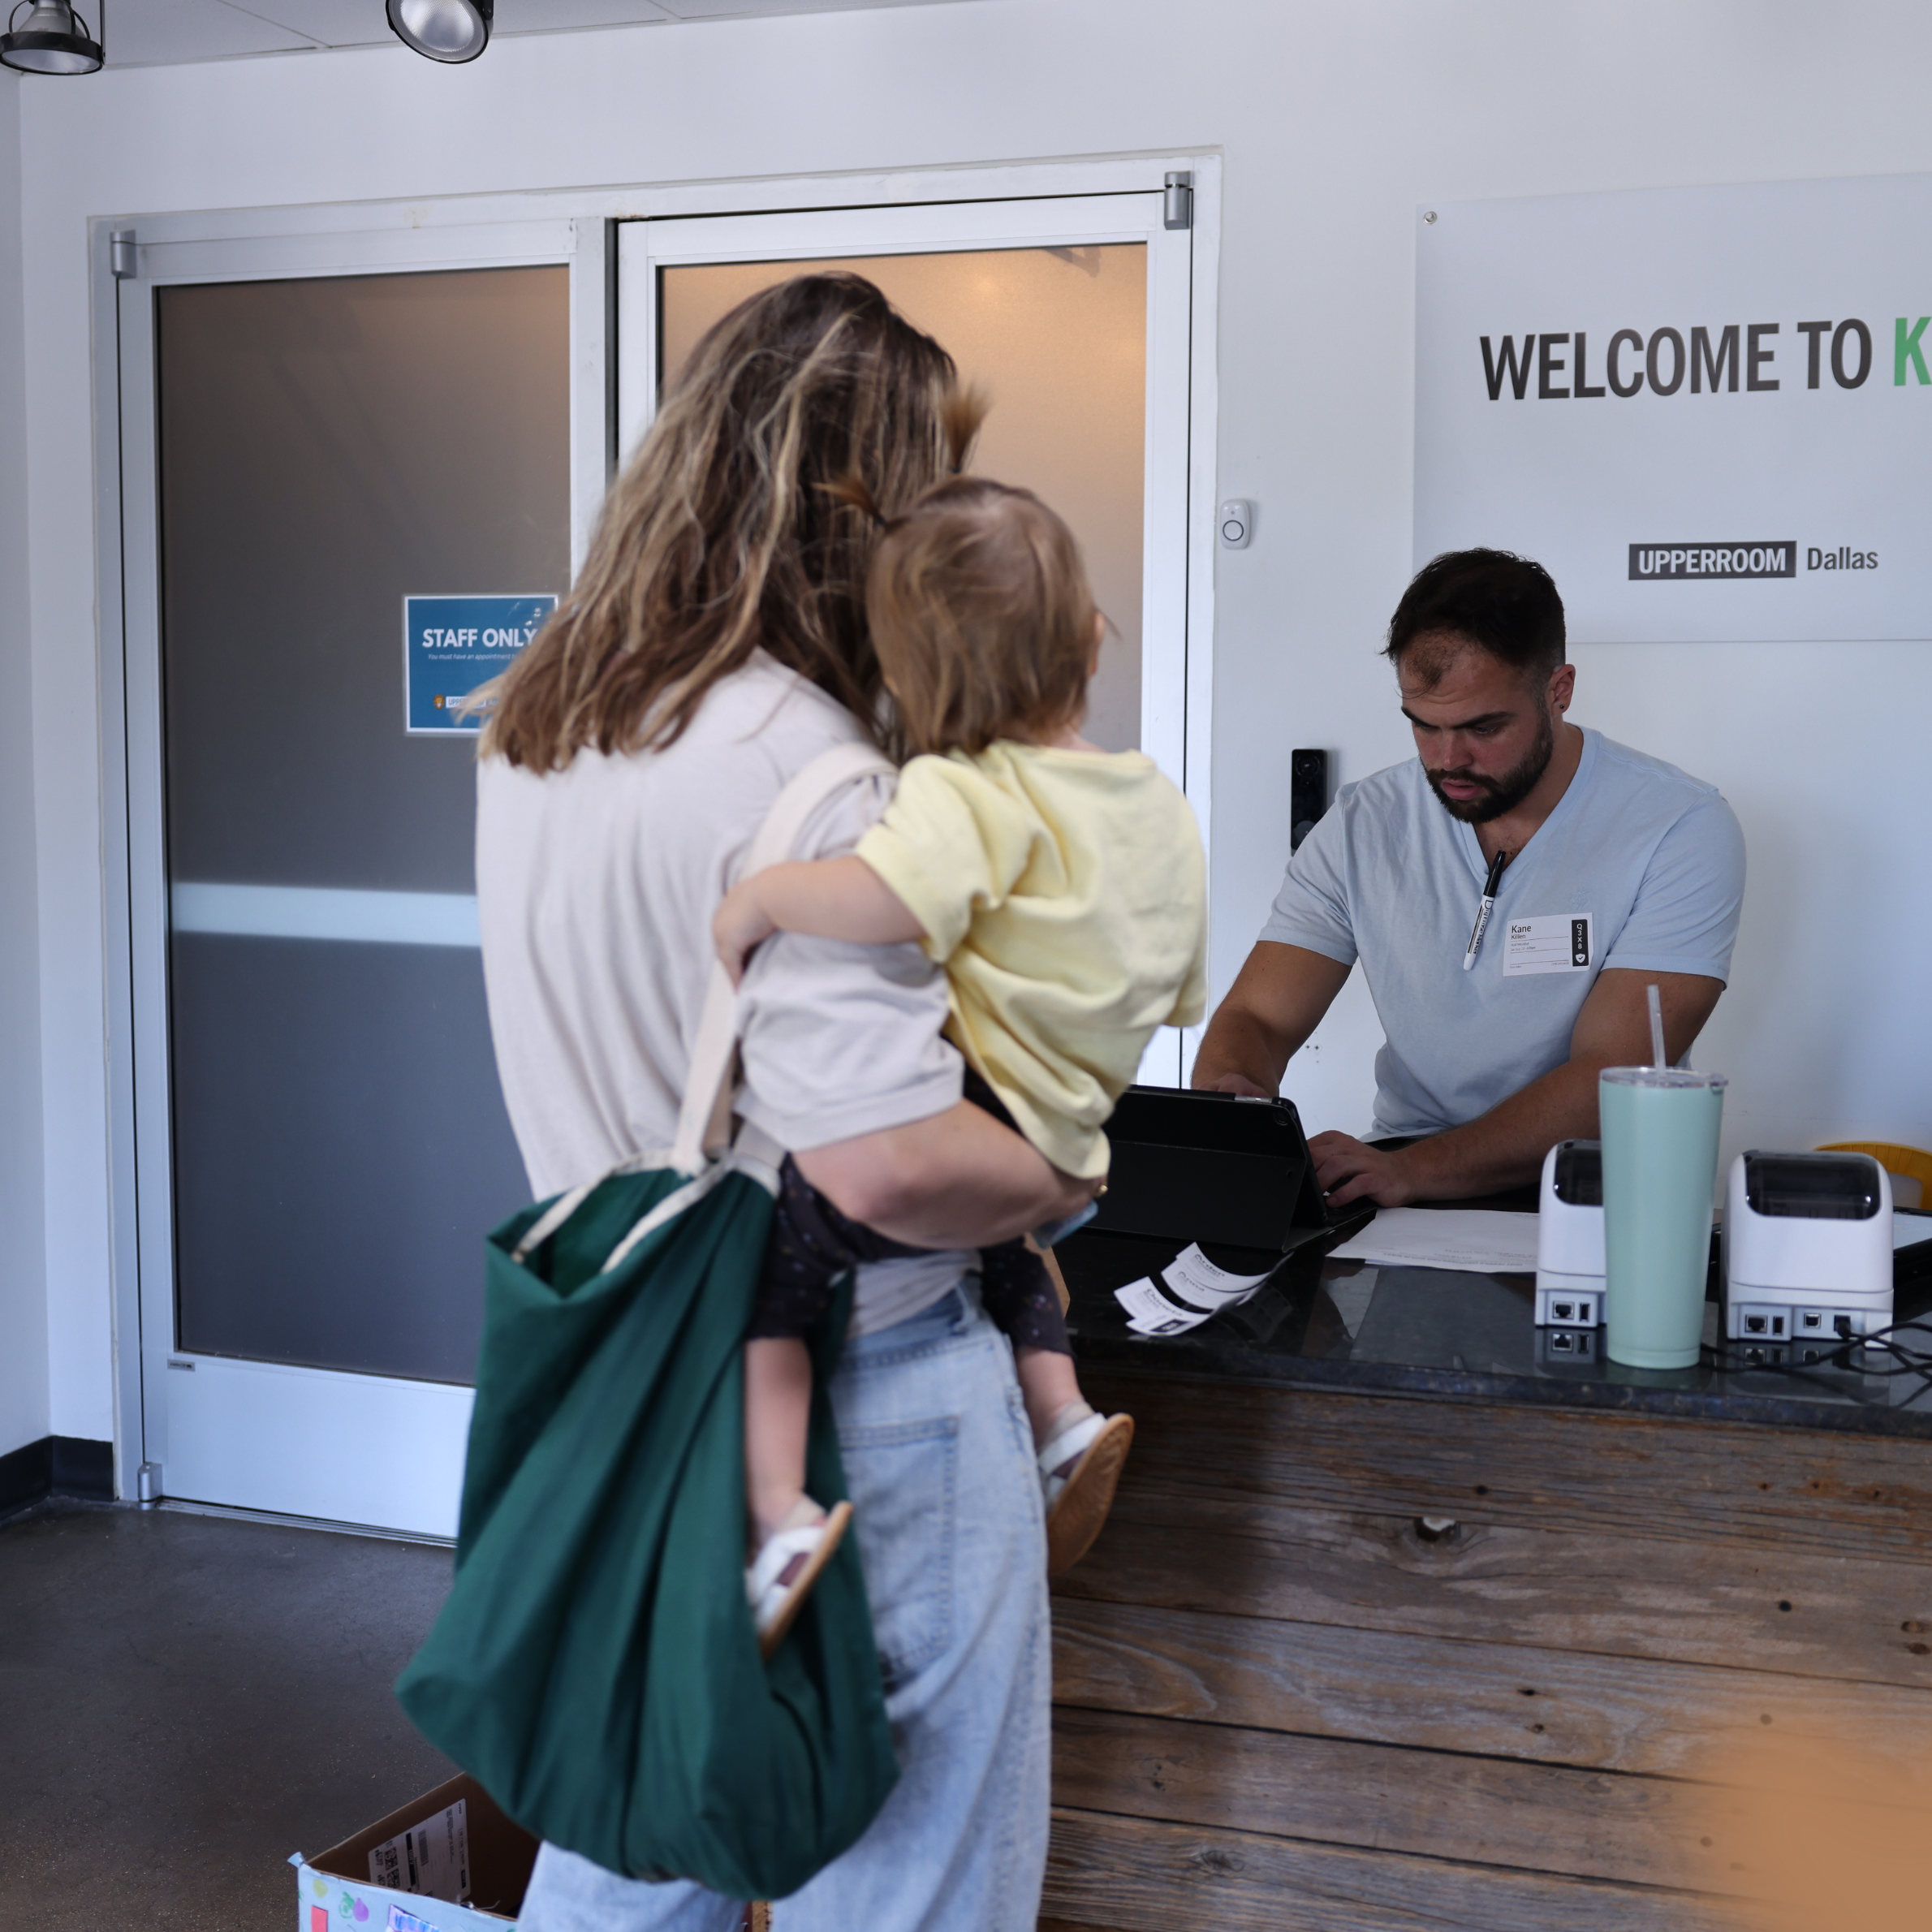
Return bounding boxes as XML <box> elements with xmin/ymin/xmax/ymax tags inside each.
<box><xmin>1414</xmin><ymin>173</ymin><xmax>1932</xmax><ymax>643</ymax></box>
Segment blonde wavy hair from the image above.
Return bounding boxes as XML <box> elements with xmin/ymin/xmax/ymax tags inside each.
<box><xmin>482</xmin><ymin>273</ymin><xmax>970</xmax><ymax>769</ymax></box>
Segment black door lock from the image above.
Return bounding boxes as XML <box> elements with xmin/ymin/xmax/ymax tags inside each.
<box><xmin>1291</xmin><ymin>748</ymin><xmax>1330</xmax><ymax>852</ymax></box>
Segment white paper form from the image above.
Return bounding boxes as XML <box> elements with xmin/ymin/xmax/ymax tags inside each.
<box><xmin>1896</xmin><ymin>1210</ymin><xmax>1931</xmax><ymax>1250</ymax></box>
<box><xmin>369</xmin><ymin>1799</ymin><xmax>471</xmax><ymax>1905</ymax></box>
<box><xmin>1115</xmin><ymin>1243</ymin><xmax>1274</xmax><ymax>1335</ymax></box>
<box><xmin>1326</xmin><ymin>1208</ymin><xmax>1540</xmax><ymax>1275</ymax></box>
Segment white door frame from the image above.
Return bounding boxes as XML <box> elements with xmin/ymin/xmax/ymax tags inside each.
<box><xmin>93</xmin><ymin>157</ymin><xmax>1219</xmax><ymax>1520</ymax></box>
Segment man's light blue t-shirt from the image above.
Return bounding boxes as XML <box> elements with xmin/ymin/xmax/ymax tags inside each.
<box><xmin>1259</xmin><ymin>729</ymin><xmax>1747</xmax><ymax>1140</ymax></box>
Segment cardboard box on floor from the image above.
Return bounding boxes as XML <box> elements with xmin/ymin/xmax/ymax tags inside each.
<box><xmin>295</xmin><ymin>1777</ymin><xmax>771</xmax><ymax>1932</ymax></box>
<box><xmin>293</xmin><ymin>1772</ymin><xmax>536</xmax><ymax>1931</ymax></box>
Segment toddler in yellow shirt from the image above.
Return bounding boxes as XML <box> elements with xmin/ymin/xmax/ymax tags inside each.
<box><xmin>714</xmin><ymin>475</ymin><xmax>1205</xmax><ymax>1650</ymax></box>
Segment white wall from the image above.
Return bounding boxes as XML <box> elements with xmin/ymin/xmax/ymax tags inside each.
<box><xmin>0</xmin><ymin>67</ymin><xmax>50</xmax><ymax>1460</ymax></box>
<box><xmin>15</xmin><ymin>0</ymin><xmax>1932</xmax><ymax>1443</ymax></box>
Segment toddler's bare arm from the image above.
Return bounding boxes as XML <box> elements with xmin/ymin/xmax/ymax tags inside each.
<box><xmin>714</xmin><ymin>856</ymin><xmax>925</xmax><ymax>985</ymax></box>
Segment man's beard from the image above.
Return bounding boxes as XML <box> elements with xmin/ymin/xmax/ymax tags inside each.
<box><xmin>1425</xmin><ymin>708</ymin><xmax>1555</xmax><ymax>823</ymax></box>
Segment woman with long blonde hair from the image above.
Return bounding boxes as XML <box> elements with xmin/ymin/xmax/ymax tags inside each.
<box><xmin>477</xmin><ymin>274</ymin><xmax>1085</xmax><ymax>1931</ymax></box>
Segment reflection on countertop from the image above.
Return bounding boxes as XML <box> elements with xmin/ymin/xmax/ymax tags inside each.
<box><xmin>1058</xmin><ymin>1218</ymin><xmax>1932</xmax><ymax>1439</ymax></box>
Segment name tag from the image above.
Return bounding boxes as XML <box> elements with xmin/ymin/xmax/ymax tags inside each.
<box><xmin>1503</xmin><ymin>913</ymin><xmax>1594</xmax><ymax>976</ymax></box>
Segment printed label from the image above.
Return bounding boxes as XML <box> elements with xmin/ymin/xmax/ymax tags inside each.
<box><xmin>1115</xmin><ymin>1244</ymin><xmax>1274</xmax><ymax>1335</ymax></box>
<box><xmin>368</xmin><ymin>1798</ymin><xmax>470</xmax><ymax>1905</ymax></box>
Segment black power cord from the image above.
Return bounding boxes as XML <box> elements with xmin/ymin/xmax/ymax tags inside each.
<box><xmin>1706</xmin><ymin>1316</ymin><xmax>1932</xmax><ymax>1408</ymax></box>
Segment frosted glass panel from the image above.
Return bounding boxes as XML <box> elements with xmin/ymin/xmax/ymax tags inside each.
<box><xmin>157</xmin><ymin>267</ymin><xmax>568</xmax><ymax>1382</ymax></box>
<box><xmin>661</xmin><ymin>246</ymin><xmax>1148</xmax><ymax>751</ymax></box>
<box><xmin>159</xmin><ymin>270</ymin><xmax>570</xmax><ymax>891</ymax></box>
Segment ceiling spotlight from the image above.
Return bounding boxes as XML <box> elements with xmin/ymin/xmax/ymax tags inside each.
<box><xmin>386</xmin><ymin>0</ymin><xmax>491</xmax><ymax>63</ymax></box>
<box><xmin>0</xmin><ymin>0</ymin><xmax>105</xmax><ymax>74</ymax></box>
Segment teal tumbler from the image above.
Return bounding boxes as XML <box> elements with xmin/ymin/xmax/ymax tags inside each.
<box><xmin>1600</xmin><ymin>1067</ymin><xmax>1727</xmax><ymax>1369</ymax></box>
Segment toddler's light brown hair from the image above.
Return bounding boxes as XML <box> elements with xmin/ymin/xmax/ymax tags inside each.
<box><xmin>859</xmin><ymin>476</ymin><xmax>1099</xmax><ymax>757</ymax></box>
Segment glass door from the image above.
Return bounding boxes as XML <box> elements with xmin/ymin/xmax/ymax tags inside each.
<box><xmin>120</xmin><ymin>231</ymin><xmax>584</xmax><ymax>1535</ymax></box>
<box><xmin>618</xmin><ymin>195</ymin><xmax>1199</xmax><ymax>1080</ymax></box>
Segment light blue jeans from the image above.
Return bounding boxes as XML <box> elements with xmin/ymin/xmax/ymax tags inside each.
<box><xmin>517</xmin><ymin>1283</ymin><xmax>1052</xmax><ymax>1932</ymax></box>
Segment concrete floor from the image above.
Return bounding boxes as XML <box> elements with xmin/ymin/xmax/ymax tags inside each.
<box><xmin>0</xmin><ymin>1499</ymin><xmax>459</xmax><ymax>1930</ymax></box>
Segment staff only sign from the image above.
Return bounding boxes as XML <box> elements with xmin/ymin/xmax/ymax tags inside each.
<box><xmin>1414</xmin><ymin>173</ymin><xmax>1932</xmax><ymax>643</ymax></box>
<box><xmin>404</xmin><ymin>593</ymin><xmax>557</xmax><ymax>734</ymax></box>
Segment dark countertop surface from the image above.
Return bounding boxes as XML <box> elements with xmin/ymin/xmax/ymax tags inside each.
<box><xmin>1059</xmin><ymin>1210</ymin><xmax>1932</xmax><ymax>1441</ymax></box>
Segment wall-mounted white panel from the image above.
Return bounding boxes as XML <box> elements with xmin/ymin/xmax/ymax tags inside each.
<box><xmin>1417</xmin><ymin>175</ymin><xmax>1932</xmax><ymax>644</ymax></box>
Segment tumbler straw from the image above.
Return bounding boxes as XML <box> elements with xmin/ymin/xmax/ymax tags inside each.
<box><xmin>1647</xmin><ymin>983</ymin><xmax>1667</xmax><ymax>1069</ymax></box>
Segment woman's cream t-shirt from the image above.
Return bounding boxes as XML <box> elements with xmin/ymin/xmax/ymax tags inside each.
<box><xmin>476</xmin><ymin>654</ymin><xmax>970</xmax><ymax>1335</ymax></box>
<box><xmin>855</xmin><ymin>742</ymin><xmax>1207</xmax><ymax>1180</ymax></box>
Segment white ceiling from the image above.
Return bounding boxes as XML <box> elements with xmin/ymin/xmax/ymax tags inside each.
<box><xmin>83</xmin><ymin>0</ymin><xmax>968</xmax><ymax>70</ymax></box>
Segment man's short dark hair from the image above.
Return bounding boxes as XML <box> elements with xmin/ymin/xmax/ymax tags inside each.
<box><xmin>1384</xmin><ymin>549</ymin><xmax>1566</xmax><ymax>683</ymax></box>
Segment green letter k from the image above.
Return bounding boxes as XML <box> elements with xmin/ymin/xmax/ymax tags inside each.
<box><xmin>1895</xmin><ymin>317</ymin><xmax>1930</xmax><ymax>385</ymax></box>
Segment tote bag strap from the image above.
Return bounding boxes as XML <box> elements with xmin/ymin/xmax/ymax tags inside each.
<box><xmin>671</xmin><ymin>739</ymin><xmax>895</xmax><ymax>1177</ymax></box>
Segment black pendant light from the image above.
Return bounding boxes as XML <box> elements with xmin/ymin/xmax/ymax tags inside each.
<box><xmin>386</xmin><ymin>0</ymin><xmax>492</xmax><ymax>63</ymax></box>
<box><xmin>0</xmin><ymin>0</ymin><xmax>104</xmax><ymax>75</ymax></box>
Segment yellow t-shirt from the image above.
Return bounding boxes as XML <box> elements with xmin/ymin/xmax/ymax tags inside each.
<box><xmin>855</xmin><ymin>742</ymin><xmax>1207</xmax><ymax>1180</ymax></box>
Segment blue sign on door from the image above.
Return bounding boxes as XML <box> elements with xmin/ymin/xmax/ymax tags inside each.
<box><xmin>404</xmin><ymin>593</ymin><xmax>558</xmax><ymax>734</ymax></box>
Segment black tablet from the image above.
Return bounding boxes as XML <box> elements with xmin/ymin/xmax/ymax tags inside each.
<box><xmin>1086</xmin><ymin>1085</ymin><xmax>1364</xmax><ymax>1255</ymax></box>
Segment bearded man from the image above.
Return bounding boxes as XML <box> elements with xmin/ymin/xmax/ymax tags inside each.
<box><xmin>1192</xmin><ymin>548</ymin><xmax>1746</xmax><ymax>1209</ymax></box>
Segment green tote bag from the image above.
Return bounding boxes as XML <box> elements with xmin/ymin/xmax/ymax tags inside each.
<box><xmin>396</xmin><ymin>741</ymin><xmax>900</xmax><ymax>1902</ymax></box>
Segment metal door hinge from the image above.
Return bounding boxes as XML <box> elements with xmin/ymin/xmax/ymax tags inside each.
<box><xmin>1163</xmin><ymin>172</ymin><xmax>1193</xmax><ymax>231</ymax></box>
<box><xmin>110</xmin><ymin>230</ymin><xmax>138</xmax><ymax>279</ymax></box>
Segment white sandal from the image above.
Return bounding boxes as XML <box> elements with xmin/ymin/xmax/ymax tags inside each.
<box><xmin>746</xmin><ymin>1499</ymin><xmax>852</xmax><ymax>1660</ymax></box>
<box><xmin>1037</xmin><ymin>1409</ymin><xmax>1134</xmax><ymax>1578</ymax></box>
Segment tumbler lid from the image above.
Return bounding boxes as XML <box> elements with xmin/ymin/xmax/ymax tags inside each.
<box><xmin>1600</xmin><ymin>1066</ymin><xmax>1727</xmax><ymax>1089</ymax></box>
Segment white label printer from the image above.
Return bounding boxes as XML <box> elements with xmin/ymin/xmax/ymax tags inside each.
<box><xmin>1536</xmin><ymin>1140</ymin><xmax>1604</xmax><ymax>1330</ymax></box>
<box><xmin>1723</xmin><ymin>1149</ymin><xmax>1893</xmax><ymax>1352</ymax></box>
